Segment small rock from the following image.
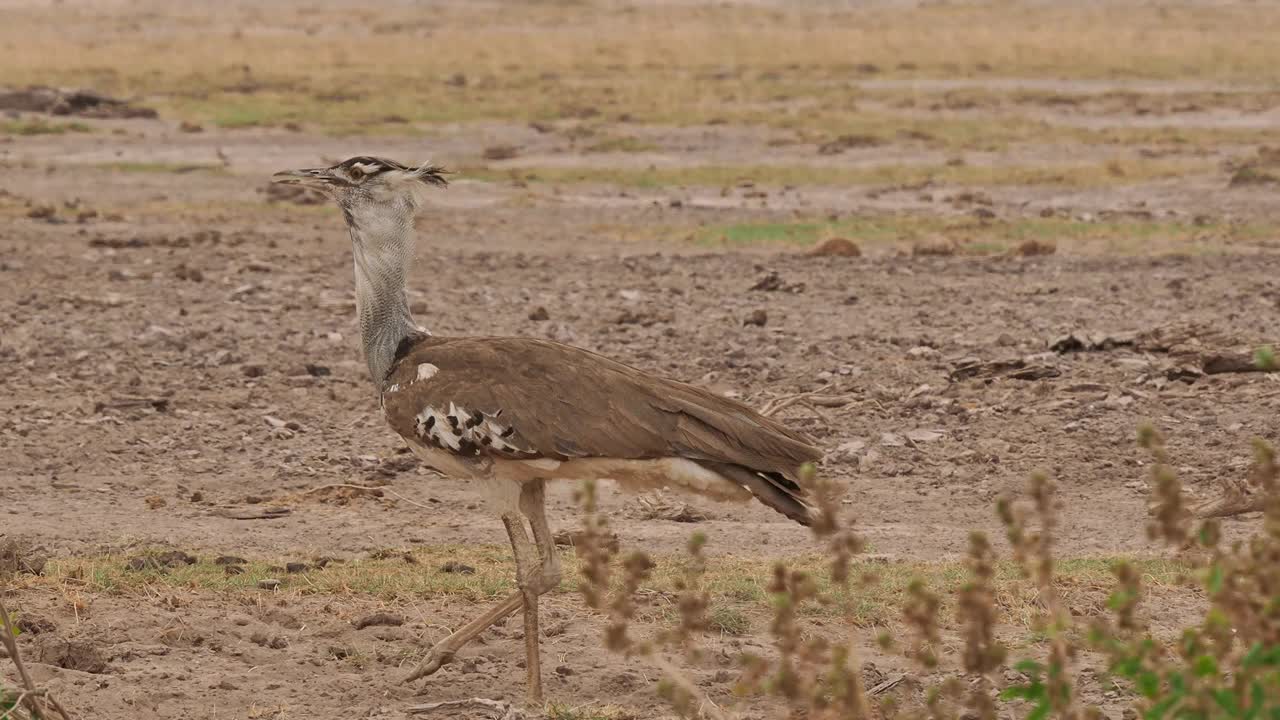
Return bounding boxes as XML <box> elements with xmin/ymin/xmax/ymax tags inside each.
<box><xmin>817</xmin><ymin>134</ymin><xmax>881</xmax><ymax>155</ymax></box>
<box><xmin>178</xmin><ymin>121</ymin><xmax>204</xmax><ymax>133</ymax></box>
<box><xmin>1102</xmin><ymin>392</ymin><xmax>1134</xmax><ymax>408</ymax></box>
<box><xmin>743</xmin><ymin>309</ymin><xmax>767</xmax><ymax>327</ymax></box>
<box><xmin>805</xmin><ymin>237</ymin><xmax>861</xmax><ymax>257</ymax></box>
<box><xmin>224</xmin><ymin>565</ymin><xmax>245</xmax><ymax>576</ymax></box>
<box><xmin>126</xmin><ymin>550</ymin><xmax>196</xmax><ymax>571</ymax></box>
<box><xmin>439</xmin><ymin>561</ymin><xmax>476</xmax><ymax>575</ymax></box>
<box><xmin>749</xmin><ymin>271</ymin><xmax>805</xmax><ymax>293</ymax></box>
<box><xmin>304</xmin><ymin>364</ymin><xmax>330</xmax><ymax>377</ymax></box>
<box><xmin>834</xmin><ymin>439</ymin><xmax>867</xmax><ymax>461</ymax></box>
<box><xmin>156</xmin><ymin>550</ymin><xmax>197</xmax><ymax>567</ymax></box>
<box><xmin>241</xmin><ymin>364</ymin><xmax>266</xmax><ymax>378</ymax></box>
<box><xmin>0</xmin><ymin>538</ymin><xmax>49</xmax><ymax>576</ymax></box>
<box><xmin>858</xmin><ymin>447</ymin><xmax>881</xmax><ymax>472</ymax></box>
<box><xmin>258</xmin><ymin>578</ymin><xmax>281</xmax><ymax>590</ymax></box>
<box><xmin>174</xmin><ymin>264</ymin><xmax>204</xmax><ymax>282</ymax></box>
<box><xmin>33</xmin><ymin>636</ymin><xmax>108</xmax><ymax>674</ymax></box>
<box><xmin>16</xmin><ymin>614</ymin><xmax>56</xmax><ymax>635</ymax></box>
<box><xmin>555</xmin><ymin>665</ymin><xmax>575</xmax><ymax>676</ymax></box>
<box><xmin>353</xmin><ymin>612</ymin><xmax>404</xmax><ymax>630</ymax></box>
<box><xmin>250</xmin><ymin>632</ymin><xmax>287</xmax><ymax>649</ymax></box>
<box><xmin>482</xmin><ymin>145</ymin><xmax>519</xmax><ymax>161</ymax></box>
<box><xmin>905</xmin><ymin>429</ymin><xmax>945</xmax><ymax>443</ymax></box>
<box><xmin>327</xmin><ymin>645</ymin><xmax>353</xmax><ymax>659</ymax></box>
<box><xmin>214</xmin><ymin>555</ymin><xmax>248</xmax><ymax>565</ymax></box>
<box><xmin>528</xmin><ymin>306</ymin><xmax>550</xmax><ymax>322</ymax></box>
<box><xmin>1015</xmin><ymin>239</ymin><xmax>1056</xmax><ymax>256</ymax></box>
<box><xmin>912</xmin><ymin>238</ymin><xmax>956</xmax><ymax>256</ymax></box>
<box><xmin>285</xmin><ymin>562</ymin><xmax>309</xmax><ymax>574</ymax></box>
<box><xmin>553</xmin><ymin>528</ymin><xmax>620</xmax><ymax>553</ymax></box>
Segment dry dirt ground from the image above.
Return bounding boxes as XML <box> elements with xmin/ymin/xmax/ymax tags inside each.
<box><xmin>3</xmin><ymin>1</ymin><xmax>1280</xmax><ymax>719</ymax></box>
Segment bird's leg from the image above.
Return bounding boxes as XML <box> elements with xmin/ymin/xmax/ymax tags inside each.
<box><xmin>402</xmin><ymin>511</ymin><xmax>534</xmax><ymax>685</ymax></box>
<box><xmin>519</xmin><ymin>479</ymin><xmax>562</xmax><ymax>603</ymax></box>
<box><xmin>403</xmin><ymin>481</ymin><xmax>561</xmax><ymax>707</ymax></box>
<box><xmin>513</xmin><ymin>479</ymin><xmax>559</xmax><ymax>706</ymax></box>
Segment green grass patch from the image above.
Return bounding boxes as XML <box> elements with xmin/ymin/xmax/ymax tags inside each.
<box><xmin>24</xmin><ymin>546</ymin><xmax>1193</xmax><ymax>631</ymax></box>
<box><xmin>463</xmin><ymin>157</ymin><xmax>1210</xmax><ymax>190</ymax></box>
<box><xmin>691</xmin><ymin>215</ymin><xmax>1278</xmax><ymax>253</ymax></box>
<box><xmin>708</xmin><ymin>605</ymin><xmax>752</xmax><ymax>636</ymax></box>
<box><xmin>582</xmin><ymin>136</ymin><xmax>659</xmax><ymax>153</ymax></box>
<box><xmin>1</xmin><ymin>119</ymin><xmax>91</xmax><ymax>135</ymax></box>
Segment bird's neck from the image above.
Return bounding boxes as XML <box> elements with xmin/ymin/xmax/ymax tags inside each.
<box><xmin>347</xmin><ymin>207</ymin><xmax>425</xmax><ymax>387</ymax></box>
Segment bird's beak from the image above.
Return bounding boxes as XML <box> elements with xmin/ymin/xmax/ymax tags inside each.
<box><xmin>271</xmin><ymin>167</ymin><xmax>332</xmax><ymax>188</ymax></box>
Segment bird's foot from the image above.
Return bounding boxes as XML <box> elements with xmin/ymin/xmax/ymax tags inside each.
<box><xmin>402</xmin><ymin>647</ymin><xmax>454</xmax><ymax>684</ymax></box>
<box><xmin>405</xmin><ymin>697</ymin><xmax>525</xmax><ymax>719</ymax></box>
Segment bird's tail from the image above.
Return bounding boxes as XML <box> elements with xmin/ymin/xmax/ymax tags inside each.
<box><xmin>695</xmin><ymin>460</ymin><xmax>815</xmax><ymax>526</ymax></box>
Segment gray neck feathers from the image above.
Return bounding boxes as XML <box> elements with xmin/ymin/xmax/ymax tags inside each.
<box><xmin>347</xmin><ymin>197</ymin><xmax>424</xmax><ymax>387</ymax></box>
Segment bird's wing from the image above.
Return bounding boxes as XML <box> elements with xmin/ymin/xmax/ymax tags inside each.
<box><xmin>379</xmin><ymin>336</ymin><xmax>823</xmax><ymax>520</ymax></box>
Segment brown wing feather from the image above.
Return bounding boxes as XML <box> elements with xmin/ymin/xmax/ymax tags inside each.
<box><xmin>380</xmin><ymin>336</ymin><xmax>823</xmax><ymax>521</ymax></box>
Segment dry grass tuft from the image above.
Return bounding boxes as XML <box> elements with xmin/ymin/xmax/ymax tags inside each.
<box><xmin>576</xmin><ymin>432</ymin><xmax>1280</xmax><ymax>719</ymax></box>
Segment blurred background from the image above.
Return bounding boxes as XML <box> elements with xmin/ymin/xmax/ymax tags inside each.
<box><xmin>5</xmin><ymin>0</ymin><xmax>1280</xmax><ymax>248</ymax></box>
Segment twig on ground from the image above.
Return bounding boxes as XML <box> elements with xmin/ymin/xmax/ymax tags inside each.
<box><xmin>1196</xmin><ymin>492</ymin><xmax>1267</xmax><ymax>518</ymax></box>
<box><xmin>1192</xmin><ymin>491</ymin><xmax>1264</xmax><ymax>515</ymax></box>
<box><xmin>92</xmin><ymin>396</ymin><xmax>169</xmax><ymax>413</ymax></box>
<box><xmin>211</xmin><ymin>507</ymin><xmax>292</xmax><ymax>520</ymax></box>
<box><xmin>759</xmin><ymin>392</ymin><xmax>854</xmax><ymax>418</ymax></box>
<box><xmin>649</xmin><ymin>655</ymin><xmax>731</xmax><ymax>720</ymax></box>
<box><xmin>868</xmin><ymin>673</ymin><xmax>907</xmax><ymax>695</ymax></box>
<box><xmin>301</xmin><ymin>483</ymin><xmax>437</xmax><ymax>511</ymax></box>
<box><xmin>405</xmin><ymin>698</ymin><xmax>522</xmax><ymax>719</ymax></box>
<box><xmin>0</xmin><ymin>598</ymin><xmax>74</xmax><ymax>720</ymax></box>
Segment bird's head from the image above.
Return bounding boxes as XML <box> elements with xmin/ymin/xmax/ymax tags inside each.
<box><xmin>271</xmin><ymin>156</ymin><xmax>449</xmax><ymax>223</ymax></box>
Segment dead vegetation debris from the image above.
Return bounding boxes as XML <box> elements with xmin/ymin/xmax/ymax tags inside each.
<box><xmin>1013</xmin><ymin>238</ymin><xmax>1057</xmax><ymax>256</ymax></box>
<box><xmin>628</xmin><ymin>491</ymin><xmax>710</xmax><ymax>523</ymax></box>
<box><xmin>125</xmin><ymin>550</ymin><xmax>197</xmax><ymax>571</ymax></box>
<box><xmin>805</xmin><ymin>237</ymin><xmax>861</xmax><ymax>257</ymax></box>
<box><xmin>439</xmin><ymin>560</ymin><xmax>476</xmax><ymax>575</ymax></box>
<box><xmin>817</xmin><ymin>134</ymin><xmax>882</xmax><ymax>155</ymax></box>
<box><xmin>749</xmin><ymin>270</ymin><xmax>805</xmax><ymax>293</ymax></box>
<box><xmin>1049</xmin><ymin>325</ymin><xmax>1274</xmax><ymax>376</ymax></box>
<box><xmin>482</xmin><ymin>144</ymin><xmax>520</xmax><ymax>160</ymax></box>
<box><xmin>0</xmin><ymin>85</ymin><xmax>156</xmax><ymax>118</ymax></box>
<box><xmin>1226</xmin><ymin>145</ymin><xmax>1280</xmax><ymax>187</ymax></box>
<box><xmin>0</xmin><ymin>538</ymin><xmax>48</xmax><ymax>576</ymax></box>
<box><xmin>950</xmin><ymin>357</ymin><xmax>1061</xmax><ymax>382</ymax></box>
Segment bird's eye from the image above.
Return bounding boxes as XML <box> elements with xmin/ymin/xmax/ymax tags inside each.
<box><xmin>349</xmin><ymin>167</ymin><xmax>365</xmax><ymax>181</ymax></box>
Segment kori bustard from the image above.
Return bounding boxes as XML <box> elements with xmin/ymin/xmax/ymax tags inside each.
<box><xmin>272</xmin><ymin>156</ymin><xmax>823</xmax><ymax>704</ymax></box>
